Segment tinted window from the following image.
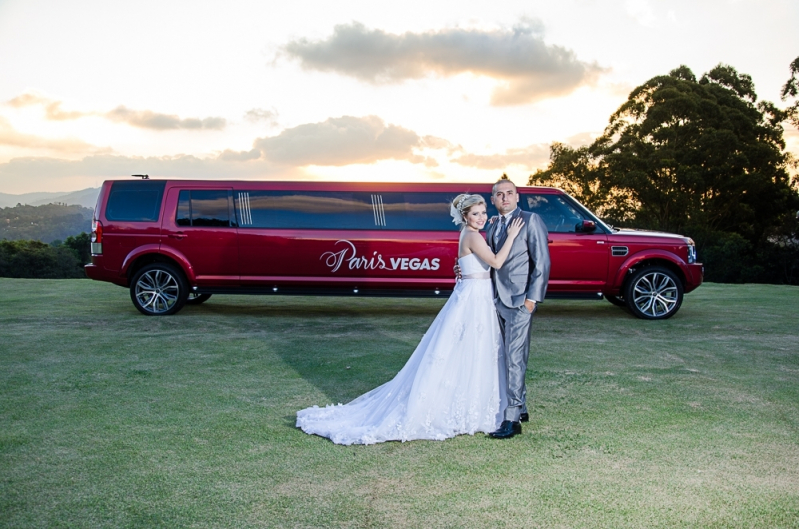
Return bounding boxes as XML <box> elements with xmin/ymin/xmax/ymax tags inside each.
<box><xmin>105</xmin><ymin>180</ymin><xmax>166</xmax><ymax>221</ymax></box>
<box><xmin>175</xmin><ymin>190</ymin><xmax>232</xmax><ymax>227</ymax></box>
<box><xmin>237</xmin><ymin>191</ymin><xmax>373</xmax><ymax>229</ymax></box>
<box><xmin>520</xmin><ymin>194</ymin><xmax>585</xmax><ymax>233</ymax></box>
<box><xmin>235</xmin><ymin>191</ymin><xmax>499</xmax><ymax>231</ymax></box>
<box><xmin>176</xmin><ymin>191</ymin><xmax>191</xmax><ymax>226</ymax></box>
<box><xmin>384</xmin><ymin>192</ymin><xmax>497</xmax><ymax>231</ymax></box>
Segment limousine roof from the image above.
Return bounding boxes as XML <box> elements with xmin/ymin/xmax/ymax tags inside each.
<box><xmin>114</xmin><ymin>179</ymin><xmax>563</xmax><ymax>194</ymax></box>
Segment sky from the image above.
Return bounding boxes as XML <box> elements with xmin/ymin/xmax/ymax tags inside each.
<box><xmin>0</xmin><ymin>0</ymin><xmax>797</xmax><ymax>194</ymax></box>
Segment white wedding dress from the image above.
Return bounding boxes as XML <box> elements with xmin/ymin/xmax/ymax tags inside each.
<box><xmin>296</xmin><ymin>253</ymin><xmax>507</xmax><ymax>445</ymax></box>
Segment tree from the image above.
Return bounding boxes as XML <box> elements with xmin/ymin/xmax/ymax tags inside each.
<box><xmin>0</xmin><ymin>203</ymin><xmax>92</xmax><ymax>243</ymax></box>
<box><xmin>63</xmin><ymin>232</ymin><xmax>91</xmax><ymax>265</ymax></box>
<box><xmin>781</xmin><ymin>56</ymin><xmax>799</xmax><ymax>129</ymax></box>
<box><xmin>531</xmin><ymin>64</ymin><xmax>798</xmax><ymax>249</ymax></box>
<box><xmin>0</xmin><ymin>239</ymin><xmax>85</xmax><ymax>278</ymax></box>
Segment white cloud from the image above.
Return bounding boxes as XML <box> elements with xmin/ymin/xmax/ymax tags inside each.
<box><xmin>105</xmin><ymin>106</ymin><xmax>226</xmax><ymax>130</ymax></box>
<box><xmin>254</xmin><ymin>115</ymin><xmax>424</xmax><ymax>166</ymax></box>
<box><xmin>626</xmin><ymin>0</ymin><xmax>656</xmax><ymax>27</ymax></box>
<box><xmin>6</xmin><ymin>92</ymin><xmax>227</xmax><ymax>131</ymax></box>
<box><xmin>451</xmin><ymin>144</ymin><xmax>550</xmax><ymax>170</ymax></box>
<box><xmin>0</xmin><ymin>153</ymin><xmax>290</xmax><ymax>191</ymax></box>
<box><xmin>282</xmin><ymin>20</ymin><xmax>606</xmax><ymax>105</ymax></box>
<box><xmin>0</xmin><ymin>116</ymin><xmax>109</xmax><ymax>155</ymax></box>
<box><xmin>7</xmin><ymin>93</ymin><xmax>87</xmax><ymax>120</ymax></box>
<box><xmin>244</xmin><ymin>107</ymin><xmax>279</xmax><ymax>127</ymax></box>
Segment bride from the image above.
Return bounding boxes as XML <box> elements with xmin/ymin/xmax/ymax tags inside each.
<box><xmin>296</xmin><ymin>194</ymin><xmax>524</xmax><ymax>445</ymax></box>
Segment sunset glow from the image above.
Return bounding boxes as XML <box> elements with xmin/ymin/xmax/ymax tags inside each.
<box><xmin>0</xmin><ymin>0</ymin><xmax>796</xmax><ymax>194</ymax></box>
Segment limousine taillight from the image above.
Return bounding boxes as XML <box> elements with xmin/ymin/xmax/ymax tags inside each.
<box><xmin>91</xmin><ymin>218</ymin><xmax>103</xmax><ymax>254</ymax></box>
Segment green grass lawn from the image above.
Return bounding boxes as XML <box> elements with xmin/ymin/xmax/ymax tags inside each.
<box><xmin>1</xmin><ymin>279</ymin><xmax>798</xmax><ymax>528</ymax></box>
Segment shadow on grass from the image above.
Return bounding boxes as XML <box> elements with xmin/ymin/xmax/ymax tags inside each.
<box><xmin>181</xmin><ymin>295</ymin><xmax>644</xmax><ymax>414</ymax></box>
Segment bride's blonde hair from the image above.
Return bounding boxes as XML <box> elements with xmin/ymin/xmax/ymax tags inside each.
<box><xmin>450</xmin><ymin>194</ymin><xmax>486</xmax><ymax>230</ymax></box>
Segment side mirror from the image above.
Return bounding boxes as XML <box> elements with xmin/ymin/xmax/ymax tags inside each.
<box><xmin>575</xmin><ymin>220</ymin><xmax>597</xmax><ymax>233</ymax></box>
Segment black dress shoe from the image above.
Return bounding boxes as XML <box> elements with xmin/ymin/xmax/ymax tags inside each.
<box><xmin>489</xmin><ymin>420</ymin><xmax>521</xmax><ymax>439</ymax></box>
<box><xmin>520</xmin><ymin>412</ymin><xmax>529</xmax><ymax>423</ymax></box>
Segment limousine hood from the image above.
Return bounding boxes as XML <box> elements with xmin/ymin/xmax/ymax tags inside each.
<box><xmin>611</xmin><ymin>228</ymin><xmax>690</xmax><ymax>242</ymax></box>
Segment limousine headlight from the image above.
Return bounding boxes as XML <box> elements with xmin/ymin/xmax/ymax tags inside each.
<box><xmin>687</xmin><ymin>239</ymin><xmax>697</xmax><ymax>264</ymax></box>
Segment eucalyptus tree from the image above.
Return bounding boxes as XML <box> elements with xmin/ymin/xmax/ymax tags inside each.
<box><xmin>531</xmin><ymin>64</ymin><xmax>798</xmax><ymax>251</ymax></box>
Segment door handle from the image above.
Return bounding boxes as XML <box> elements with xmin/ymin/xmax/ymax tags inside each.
<box><xmin>170</xmin><ymin>232</ymin><xmax>187</xmax><ymax>240</ymax></box>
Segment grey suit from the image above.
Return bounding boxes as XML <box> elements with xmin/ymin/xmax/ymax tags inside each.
<box><xmin>488</xmin><ymin>208</ymin><xmax>550</xmax><ymax>422</ymax></box>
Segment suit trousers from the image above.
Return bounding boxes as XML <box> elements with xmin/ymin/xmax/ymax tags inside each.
<box><xmin>495</xmin><ymin>300</ymin><xmax>535</xmax><ymax>422</ymax></box>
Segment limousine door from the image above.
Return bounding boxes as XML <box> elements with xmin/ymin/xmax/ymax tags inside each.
<box><xmin>161</xmin><ymin>188</ymin><xmax>239</xmax><ymax>286</ymax></box>
<box><xmin>235</xmin><ymin>190</ymin><xmax>456</xmax><ymax>290</ymax></box>
<box><xmin>520</xmin><ymin>193</ymin><xmax>608</xmax><ymax>293</ymax></box>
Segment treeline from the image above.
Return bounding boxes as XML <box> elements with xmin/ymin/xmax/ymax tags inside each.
<box><xmin>1</xmin><ymin>203</ymin><xmax>93</xmax><ymax>243</ymax></box>
<box><xmin>0</xmin><ymin>203</ymin><xmax>93</xmax><ymax>278</ymax></box>
<box><xmin>0</xmin><ymin>234</ymin><xmax>90</xmax><ymax>279</ymax></box>
<box><xmin>530</xmin><ymin>58</ymin><xmax>799</xmax><ymax>285</ymax></box>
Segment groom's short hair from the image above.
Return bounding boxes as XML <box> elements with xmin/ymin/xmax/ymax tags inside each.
<box><xmin>492</xmin><ymin>179</ymin><xmax>517</xmax><ymax>196</ymax></box>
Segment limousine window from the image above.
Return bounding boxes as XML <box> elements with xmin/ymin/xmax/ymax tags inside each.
<box><xmin>105</xmin><ymin>180</ymin><xmax>166</xmax><ymax>222</ymax></box>
<box><xmin>384</xmin><ymin>193</ymin><xmax>499</xmax><ymax>231</ymax></box>
<box><xmin>176</xmin><ymin>190</ymin><xmax>233</xmax><ymax>227</ymax></box>
<box><xmin>234</xmin><ymin>191</ymin><xmax>498</xmax><ymax>231</ymax></box>
<box><xmin>521</xmin><ymin>194</ymin><xmax>585</xmax><ymax>233</ymax></box>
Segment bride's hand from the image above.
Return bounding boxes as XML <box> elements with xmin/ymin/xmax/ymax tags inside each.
<box><xmin>506</xmin><ymin>217</ymin><xmax>524</xmax><ymax>239</ymax></box>
<box><xmin>453</xmin><ymin>261</ymin><xmax>462</xmax><ymax>280</ymax></box>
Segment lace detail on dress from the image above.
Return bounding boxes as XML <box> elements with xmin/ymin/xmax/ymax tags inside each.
<box><xmin>296</xmin><ymin>252</ymin><xmax>506</xmax><ymax>445</ymax></box>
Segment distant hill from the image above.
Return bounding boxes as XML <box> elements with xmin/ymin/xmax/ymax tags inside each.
<box><xmin>1</xmin><ymin>203</ymin><xmax>93</xmax><ymax>243</ymax></box>
<box><xmin>30</xmin><ymin>188</ymin><xmax>100</xmax><ymax>208</ymax></box>
<box><xmin>0</xmin><ymin>188</ymin><xmax>100</xmax><ymax>208</ymax></box>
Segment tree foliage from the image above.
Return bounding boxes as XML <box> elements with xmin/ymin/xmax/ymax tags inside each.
<box><xmin>0</xmin><ymin>239</ymin><xmax>87</xmax><ymax>279</ymax></box>
<box><xmin>781</xmin><ymin>56</ymin><xmax>799</xmax><ymax>128</ymax></box>
<box><xmin>530</xmin><ymin>62</ymin><xmax>799</xmax><ymax>284</ymax></box>
<box><xmin>1</xmin><ymin>203</ymin><xmax>92</xmax><ymax>243</ymax></box>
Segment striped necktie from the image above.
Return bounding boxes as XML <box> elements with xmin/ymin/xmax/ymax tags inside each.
<box><xmin>495</xmin><ymin>215</ymin><xmax>506</xmax><ymax>244</ymax></box>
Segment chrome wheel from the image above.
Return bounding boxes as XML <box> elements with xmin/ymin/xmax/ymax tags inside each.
<box><xmin>130</xmin><ymin>263</ymin><xmax>188</xmax><ymax>316</ymax></box>
<box><xmin>624</xmin><ymin>266</ymin><xmax>683</xmax><ymax>320</ymax></box>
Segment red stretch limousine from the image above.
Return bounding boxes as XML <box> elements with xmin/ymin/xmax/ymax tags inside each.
<box><xmin>85</xmin><ymin>178</ymin><xmax>703</xmax><ymax>319</ymax></box>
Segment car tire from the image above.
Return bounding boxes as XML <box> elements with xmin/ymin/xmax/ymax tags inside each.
<box><xmin>624</xmin><ymin>266</ymin><xmax>683</xmax><ymax>320</ymax></box>
<box><xmin>604</xmin><ymin>294</ymin><xmax>627</xmax><ymax>308</ymax></box>
<box><xmin>185</xmin><ymin>293</ymin><xmax>212</xmax><ymax>305</ymax></box>
<box><xmin>129</xmin><ymin>262</ymin><xmax>189</xmax><ymax>316</ymax></box>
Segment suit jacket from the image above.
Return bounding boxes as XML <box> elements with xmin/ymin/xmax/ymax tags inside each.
<box><xmin>487</xmin><ymin>208</ymin><xmax>551</xmax><ymax>307</ymax></box>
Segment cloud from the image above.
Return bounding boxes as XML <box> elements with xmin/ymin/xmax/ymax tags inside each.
<box><xmin>421</xmin><ymin>135</ymin><xmax>462</xmax><ymax>153</ymax></box>
<box><xmin>7</xmin><ymin>93</ymin><xmax>87</xmax><ymax>120</ymax></box>
<box><xmin>6</xmin><ymin>92</ymin><xmax>227</xmax><ymax>131</ymax></box>
<box><xmin>0</xmin><ymin>152</ymin><xmax>290</xmax><ymax>191</ymax></box>
<box><xmin>254</xmin><ymin>115</ymin><xmax>424</xmax><ymax>166</ymax></box>
<box><xmin>218</xmin><ymin>148</ymin><xmax>262</xmax><ymax>162</ymax></box>
<box><xmin>282</xmin><ymin>20</ymin><xmax>605</xmax><ymax>105</ymax></box>
<box><xmin>105</xmin><ymin>106</ymin><xmax>226</xmax><ymax>130</ymax></box>
<box><xmin>452</xmin><ymin>144</ymin><xmax>550</xmax><ymax>170</ymax></box>
<box><xmin>244</xmin><ymin>107</ymin><xmax>279</xmax><ymax>126</ymax></box>
<box><xmin>626</xmin><ymin>0</ymin><xmax>656</xmax><ymax>26</ymax></box>
<box><xmin>0</xmin><ymin>116</ymin><xmax>108</xmax><ymax>155</ymax></box>
<box><xmin>564</xmin><ymin>131</ymin><xmax>599</xmax><ymax>147</ymax></box>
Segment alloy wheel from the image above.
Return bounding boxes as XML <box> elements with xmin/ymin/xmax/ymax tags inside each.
<box><xmin>630</xmin><ymin>270</ymin><xmax>679</xmax><ymax>318</ymax></box>
<box><xmin>134</xmin><ymin>269</ymin><xmax>181</xmax><ymax>314</ymax></box>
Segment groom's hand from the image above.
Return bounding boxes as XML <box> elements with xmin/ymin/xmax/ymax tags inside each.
<box><xmin>524</xmin><ymin>299</ymin><xmax>536</xmax><ymax>313</ymax></box>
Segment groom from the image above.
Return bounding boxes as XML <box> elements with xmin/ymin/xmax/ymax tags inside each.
<box><xmin>487</xmin><ymin>179</ymin><xmax>550</xmax><ymax>439</ymax></box>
